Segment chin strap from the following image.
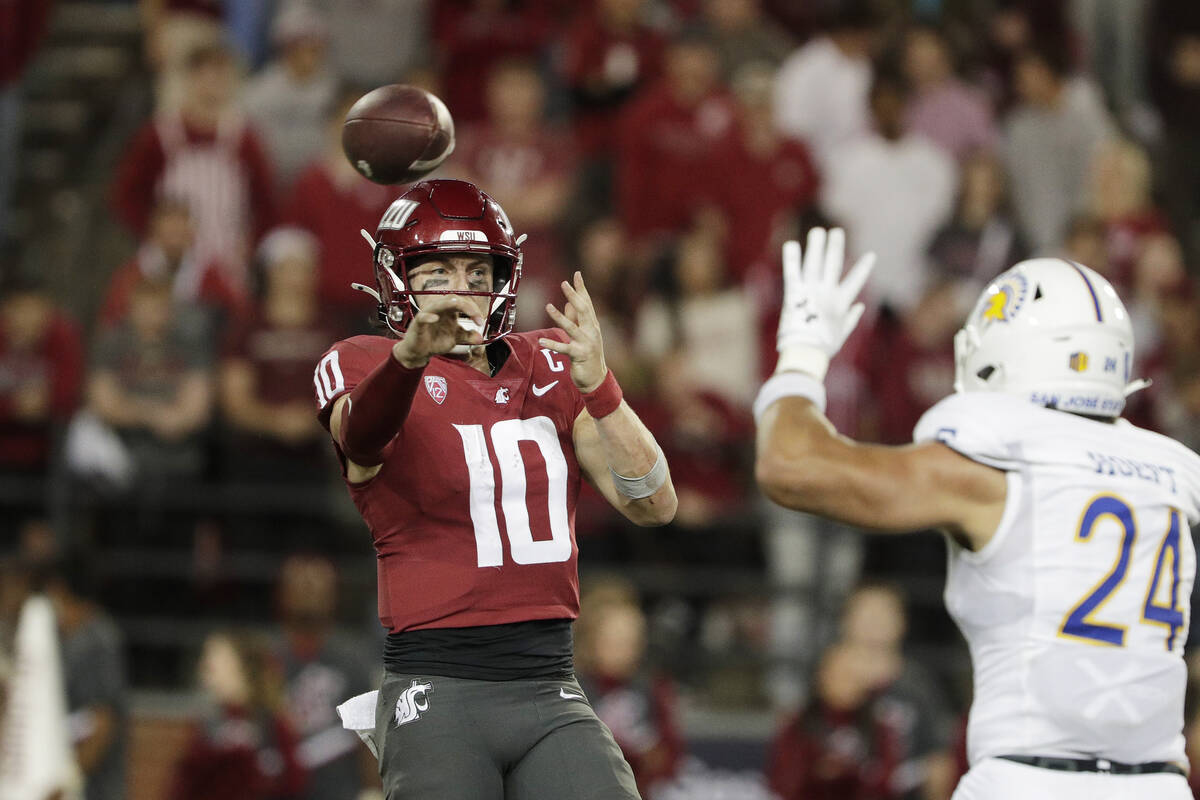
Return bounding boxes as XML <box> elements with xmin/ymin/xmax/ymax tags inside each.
<box><xmin>351</xmin><ymin>282</ymin><xmax>382</xmax><ymax>303</ymax></box>
<box><xmin>1124</xmin><ymin>378</ymin><xmax>1152</xmax><ymax>396</ymax></box>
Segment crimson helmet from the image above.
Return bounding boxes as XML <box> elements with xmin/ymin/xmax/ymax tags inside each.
<box><xmin>359</xmin><ymin>179</ymin><xmax>523</xmax><ymax>342</ymax></box>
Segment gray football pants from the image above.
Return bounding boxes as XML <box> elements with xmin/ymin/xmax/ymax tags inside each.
<box><xmin>375</xmin><ymin>671</ymin><xmax>641</xmax><ymax>800</ymax></box>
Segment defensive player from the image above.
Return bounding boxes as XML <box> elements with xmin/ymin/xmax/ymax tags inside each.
<box><xmin>754</xmin><ymin>228</ymin><xmax>1199</xmax><ymax>799</ymax></box>
<box><xmin>313</xmin><ymin>178</ymin><xmax>676</xmax><ymax>800</ymax></box>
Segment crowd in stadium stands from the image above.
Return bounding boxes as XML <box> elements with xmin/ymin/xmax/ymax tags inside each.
<box><xmin>6</xmin><ymin>0</ymin><xmax>1200</xmax><ymax>798</ymax></box>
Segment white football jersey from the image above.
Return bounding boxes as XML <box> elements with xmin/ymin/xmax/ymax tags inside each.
<box><xmin>914</xmin><ymin>392</ymin><xmax>1200</xmax><ymax>766</ymax></box>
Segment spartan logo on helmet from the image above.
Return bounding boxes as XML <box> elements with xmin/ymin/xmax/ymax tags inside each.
<box><xmin>394</xmin><ymin>679</ymin><xmax>433</xmax><ymax>727</ymax></box>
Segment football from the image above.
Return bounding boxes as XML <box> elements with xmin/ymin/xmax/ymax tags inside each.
<box><xmin>341</xmin><ymin>85</ymin><xmax>456</xmax><ymax>185</ymax></box>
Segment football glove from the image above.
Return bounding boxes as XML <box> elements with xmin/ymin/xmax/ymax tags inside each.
<box><xmin>775</xmin><ymin>227</ymin><xmax>875</xmax><ymax>380</ymax></box>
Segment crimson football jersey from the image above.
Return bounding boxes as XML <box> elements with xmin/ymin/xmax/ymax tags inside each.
<box><xmin>314</xmin><ymin>330</ymin><xmax>587</xmax><ymax>634</ymax></box>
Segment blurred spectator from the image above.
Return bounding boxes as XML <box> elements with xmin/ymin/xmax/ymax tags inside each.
<box><xmin>1070</xmin><ymin>0</ymin><xmax>1148</xmax><ymax>126</ymax></box>
<box><xmin>635</xmin><ymin>230</ymin><xmax>758</xmax><ymax>407</ymax></box>
<box><xmin>432</xmin><ymin>0</ymin><xmax>558</xmax><ymax>125</ymax></box>
<box><xmin>838</xmin><ymin>583</ymin><xmax>956</xmax><ymax>800</ymax></box>
<box><xmin>219</xmin><ymin>228</ymin><xmax>334</xmax><ymax>483</ymax></box>
<box><xmin>1061</xmin><ymin>214</ymin><xmax>1112</xmax><ymax>280</ymax></box>
<box><xmin>139</xmin><ymin>0</ymin><xmax>227</xmax><ymax>111</ymax></box>
<box><xmin>767</xmin><ymin>640</ymin><xmax>902</xmax><ymax>800</ymax></box>
<box><xmin>901</xmin><ymin>24</ymin><xmax>997</xmax><ymax>162</ymax></box>
<box><xmin>574</xmin><ymin>217</ymin><xmax>645</xmax><ymax>387</ymax></box>
<box><xmin>1129</xmin><ymin>276</ymin><xmax>1200</xmax><ymax>447</ymax></box>
<box><xmin>617</xmin><ymin>35</ymin><xmax>735</xmax><ymax>249</ymax></box>
<box><xmin>1001</xmin><ymin>43</ymin><xmax>1114</xmax><ymax>253</ymax></box>
<box><xmin>857</xmin><ymin>280</ymin><xmax>960</xmax><ymax>446</ymax></box>
<box><xmin>98</xmin><ymin>198</ymin><xmax>243</xmax><ymax>329</ymax></box>
<box><xmin>169</xmin><ymin>630</ymin><xmax>307</xmax><ymax>800</ymax></box>
<box><xmin>111</xmin><ymin>41</ymin><xmax>276</xmax><ymax>294</ymax></box>
<box><xmin>42</xmin><ymin>551</ymin><xmax>128</xmax><ymax>800</ymax></box>
<box><xmin>698</xmin><ymin>0</ymin><xmax>792</xmax><ymax>79</ymax></box>
<box><xmin>1128</xmin><ymin>233</ymin><xmax>1188</xmax><ymax>360</ymax></box>
<box><xmin>643</xmin><ymin>356</ymin><xmax>752</xmax><ymax>529</ymax></box>
<box><xmin>283</xmin><ymin>88</ymin><xmax>395</xmax><ymax>330</ymax></box>
<box><xmin>326</xmin><ymin>0</ymin><xmax>428</xmax><ymax>90</ymax></box>
<box><xmin>977</xmin><ymin>1</ymin><xmax>1071</xmax><ymax>113</ymax></box>
<box><xmin>773</xmin><ymin>3</ymin><xmax>877</xmax><ymax>172</ymax></box>
<box><xmin>243</xmin><ymin>2</ymin><xmax>338</xmax><ymax>194</ymax></box>
<box><xmin>0</xmin><ymin>0</ymin><xmax>54</xmax><ymax>244</ymax></box>
<box><xmin>1088</xmin><ymin>139</ymin><xmax>1169</xmax><ymax>289</ymax></box>
<box><xmin>927</xmin><ymin>151</ymin><xmax>1026</xmax><ymax>287</ymax></box>
<box><xmin>1150</xmin><ymin>1</ymin><xmax>1200</xmax><ymax>272</ymax></box>
<box><xmin>575</xmin><ymin>579</ymin><xmax>684</xmax><ymax>796</ymax></box>
<box><xmin>702</xmin><ymin>63</ymin><xmax>819</xmax><ymax>282</ymax></box>
<box><xmin>86</xmin><ymin>278</ymin><xmax>214</xmax><ymax>483</ymax></box>
<box><xmin>273</xmin><ymin>555</ymin><xmax>375</xmax><ymax>800</ymax></box>
<box><xmin>454</xmin><ymin>58</ymin><xmax>576</xmax><ymax>290</ymax></box>
<box><xmin>821</xmin><ymin>72</ymin><xmax>957</xmax><ymax>312</ymax></box>
<box><xmin>0</xmin><ymin>274</ymin><xmax>83</xmax><ymax>474</ymax></box>
<box><xmin>562</xmin><ymin>0</ymin><xmax>665</xmax><ymax>216</ymax></box>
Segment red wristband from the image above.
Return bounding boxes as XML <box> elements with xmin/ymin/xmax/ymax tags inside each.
<box><xmin>582</xmin><ymin>369</ymin><xmax>623</xmax><ymax>419</ymax></box>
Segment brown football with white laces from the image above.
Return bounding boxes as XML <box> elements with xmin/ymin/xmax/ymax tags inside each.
<box><xmin>341</xmin><ymin>85</ymin><xmax>456</xmax><ymax>185</ymax></box>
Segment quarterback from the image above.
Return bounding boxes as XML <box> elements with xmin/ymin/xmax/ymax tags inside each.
<box><xmin>755</xmin><ymin>228</ymin><xmax>1199</xmax><ymax>799</ymax></box>
<box><xmin>314</xmin><ymin>179</ymin><xmax>676</xmax><ymax>799</ymax></box>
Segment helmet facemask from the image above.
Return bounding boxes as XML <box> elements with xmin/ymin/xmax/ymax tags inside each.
<box><xmin>371</xmin><ymin>243</ymin><xmax>522</xmax><ymax>349</ymax></box>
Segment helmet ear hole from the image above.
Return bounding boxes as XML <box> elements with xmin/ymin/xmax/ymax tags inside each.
<box><xmin>976</xmin><ymin>365</ymin><xmax>996</xmax><ymax>381</ymax></box>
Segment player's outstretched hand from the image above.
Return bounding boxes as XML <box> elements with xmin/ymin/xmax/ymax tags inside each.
<box><xmin>776</xmin><ymin>227</ymin><xmax>875</xmax><ymax>379</ymax></box>
<box><xmin>392</xmin><ymin>294</ymin><xmax>484</xmax><ymax>368</ymax></box>
<box><xmin>540</xmin><ymin>271</ymin><xmax>608</xmax><ymax>393</ymax></box>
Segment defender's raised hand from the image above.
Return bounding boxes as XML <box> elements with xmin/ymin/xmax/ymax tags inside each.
<box><xmin>539</xmin><ymin>271</ymin><xmax>608</xmax><ymax>392</ymax></box>
<box><xmin>776</xmin><ymin>227</ymin><xmax>875</xmax><ymax>379</ymax></box>
<box><xmin>392</xmin><ymin>294</ymin><xmax>484</xmax><ymax>368</ymax></box>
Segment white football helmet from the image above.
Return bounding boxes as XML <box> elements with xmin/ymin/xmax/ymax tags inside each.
<box><xmin>954</xmin><ymin>258</ymin><xmax>1145</xmax><ymax>418</ymax></box>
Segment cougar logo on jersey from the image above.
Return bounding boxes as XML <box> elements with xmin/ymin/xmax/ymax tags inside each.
<box><xmin>494</xmin><ymin>387</ymin><xmax>509</xmax><ymax>404</ymax></box>
<box><xmin>394</xmin><ymin>679</ymin><xmax>433</xmax><ymax>727</ymax></box>
<box><xmin>980</xmin><ymin>273</ymin><xmax>1028</xmax><ymax>325</ymax></box>
<box><xmin>425</xmin><ymin>376</ymin><xmax>447</xmax><ymax>405</ymax></box>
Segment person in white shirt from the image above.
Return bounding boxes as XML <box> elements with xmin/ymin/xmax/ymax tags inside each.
<box><xmin>754</xmin><ymin>228</ymin><xmax>1198</xmax><ymax>799</ymax></box>
<box><xmin>821</xmin><ymin>72</ymin><xmax>957</xmax><ymax>312</ymax></box>
<box><xmin>772</xmin><ymin>5</ymin><xmax>876</xmax><ymax>172</ymax></box>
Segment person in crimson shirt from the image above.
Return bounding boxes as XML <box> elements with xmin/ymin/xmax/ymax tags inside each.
<box><xmin>767</xmin><ymin>641</ymin><xmax>904</xmax><ymax>800</ymax></box>
<box><xmin>284</xmin><ymin>89</ymin><xmax>395</xmax><ymax>331</ymax></box>
<box><xmin>574</xmin><ymin>580</ymin><xmax>684</xmax><ymax>796</ymax></box>
<box><xmin>98</xmin><ymin>197</ymin><xmax>243</xmax><ymax>329</ymax></box>
<box><xmin>617</xmin><ymin>34</ymin><xmax>736</xmax><ymax>249</ymax></box>
<box><xmin>111</xmin><ymin>41</ymin><xmax>276</xmax><ymax>294</ymax></box>
<box><xmin>312</xmin><ymin>179</ymin><xmax>676</xmax><ymax>799</ymax></box>
<box><xmin>220</xmin><ymin>227</ymin><xmax>335</xmax><ymax>483</ymax></box>
<box><xmin>0</xmin><ymin>273</ymin><xmax>82</xmax><ymax>473</ymax></box>
<box><xmin>431</xmin><ymin>0</ymin><xmax>559</xmax><ymax>126</ymax></box>
<box><xmin>170</xmin><ymin>630</ymin><xmax>307</xmax><ymax>800</ymax></box>
<box><xmin>702</xmin><ymin>62</ymin><xmax>819</xmax><ymax>283</ymax></box>
<box><xmin>855</xmin><ymin>280</ymin><xmax>961</xmax><ymax>446</ymax></box>
<box><xmin>562</xmin><ymin>0</ymin><xmax>666</xmax><ymax>166</ymax></box>
<box><xmin>453</xmin><ymin>58</ymin><xmax>577</xmax><ymax>298</ymax></box>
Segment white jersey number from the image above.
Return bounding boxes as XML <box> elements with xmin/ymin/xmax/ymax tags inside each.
<box><xmin>454</xmin><ymin>416</ymin><xmax>572</xmax><ymax>567</ymax></box>
<box><xmin>1058</xmin><ymin>494</ymin><xmax>1186</xmax><ymax>651</ymax></box>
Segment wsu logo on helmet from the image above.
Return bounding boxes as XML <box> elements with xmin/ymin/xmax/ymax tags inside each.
<box><xmin>394</xmin><ymin>679</ymin><xmax>434</xmax><ymax>727</ymax></box>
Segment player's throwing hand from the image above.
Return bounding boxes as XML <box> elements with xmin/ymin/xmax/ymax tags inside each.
<box><xmin>777</xmin><ymin>227</ymin><xmax>876</xmax><ymax>379</ymax></box>
<box><xmin>540</xmin><ymin>271</ymin><xmax>608</xmax><ymax>393</ymax></box>
<box><xmin>392</xmin><ymin>294</ymin><xmax>484</xmax><ymax>368</ymax></box>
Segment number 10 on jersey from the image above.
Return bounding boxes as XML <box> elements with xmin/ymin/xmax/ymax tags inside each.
<box><xmin>454</xmin><ymin>416</ymin><xmax>573</xmax><ymax>567</ymax></box>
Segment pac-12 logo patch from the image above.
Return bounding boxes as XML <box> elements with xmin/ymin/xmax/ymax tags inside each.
<box><xmin>394</xmin><ymin>679</ymin><xmax>433</xmax><ymax>727</ymax></box>
<box><xmin>424</xmin><ymin>376</ymin><xmax>447</xmax><ymax>405</ymax></box>
<box><xmin>980</xmin><ymin>273</ymin><xmax>1028</xmax><ymax>326</ymax></box>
